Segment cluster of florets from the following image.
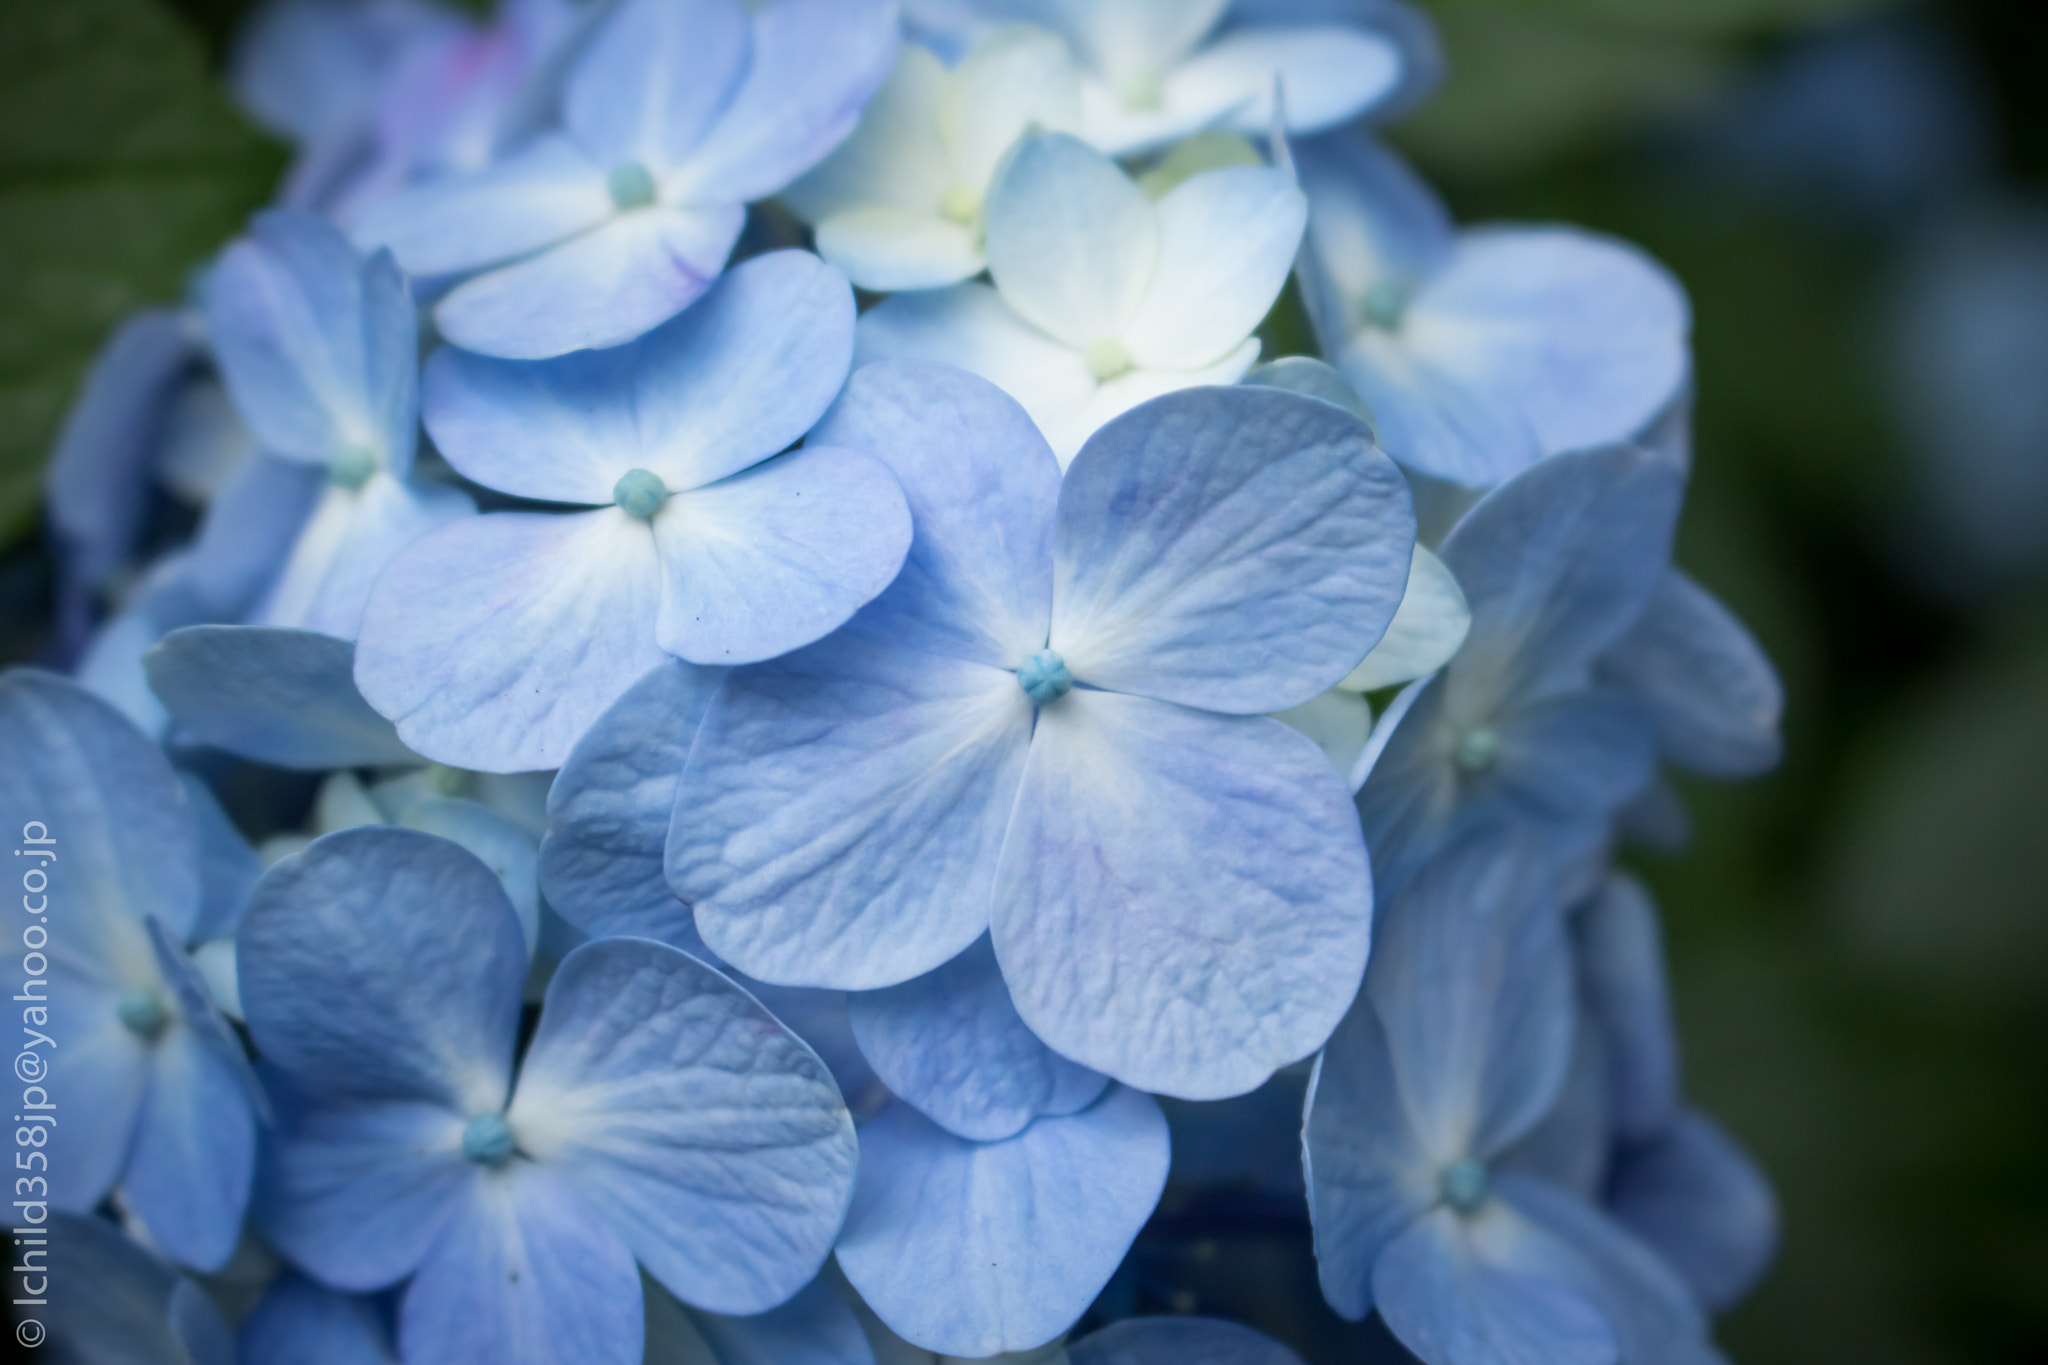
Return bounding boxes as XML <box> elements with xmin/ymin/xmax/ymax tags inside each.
<box><xmin>20</xmin><ymin>1</ymin><xmax>1783</xmax><ymax>1362</ymax></box>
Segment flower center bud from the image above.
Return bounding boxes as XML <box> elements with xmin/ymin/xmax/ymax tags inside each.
<box><xmin>1017</xmin><ymin>649</ymin><xmax>1074</xmax><ymax>704</ymax></box>
<box><xmin>941</xmin><ymin>184</ymin><xmax>981</xmax><ymax>225</ymax></box>
<box><xmin>462</xmin><ymin>1112</ymin><xmax>517</xmax><ymax>1167</ymax></box>
<box><xmin>327</xmin><ymin>443</ymin><xmax>378</xmax><ymax>490</ymax></box>
<box><xmin>1360</xmin><ymin>278</ymin><xmax>1413</xmax><ymax>331</ymax></box>
<box><xmin>1118</xmin><ymin>67</ymin><xmax>1165</xmax><ymax>111</ymax></box>
<box><xmin>607</xmin><ymin>161</ymin><xmax>659</xmax><ymax>212</ymax></box>
<box><xmin>613</xmin><ymin>467</ymin><xmax>669</xmax><ymax>519</ymax></box>
<box><xmin>1439</xmin><ymin>1158</ymin><xmax>1489</xmax><ymax>1215</ymax></box>
<box><xmin>1084</xmin><ymin>338</ymin><xmax>1133</xmax><ymax>382</ymax></box>
<box><xmin>1454</xmin><ymin>726</ymin><xmax>1502</xmax><ymax>775</ymax></box>
<box><xmin>116</xmin><ymin>988</ymin><xmax>170</xmax><ymax>1041</ymax></box>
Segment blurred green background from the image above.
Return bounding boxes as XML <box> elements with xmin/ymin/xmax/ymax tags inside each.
<box><xmin>3</xmin><ymin>0</ymin><xmax>2045</xmax><ymax>1360</ymax></box>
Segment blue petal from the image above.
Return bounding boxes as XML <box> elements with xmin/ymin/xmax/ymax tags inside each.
<box><xmin>1364</xmin><ymin>828</ymin><xmax>1576</xmax><ymax>1164</ymax></box>
<box><xmin>181</xmin><ymin>453</ymin><xmax>326</xmax><ymax>616</ymax></box>
<box><xmin>238</xmin><ymin>1274</ymin><xmax>398</xmax><ymax>1365</ymax></box>
<box><xmin>42</xmin><ymin>1210</ymin><xmax>219</xmax><ymax>1363</ymax></box>
<box><xmin>1294</xmin><ymin>132</ymin><xmax>1454</xmax><ymax>356</ymax></box>
<box><xmin>353</xmin><ymin>508</ymin><xmax>670</xmax><ymax>773</ymax></box>
<box><xmin>1492</xmin><ymin>691</ymin><xmax>1660</xmax><ymax>829</ymax></box>
<box><xmin>669</xmin><ymin>634</ymin><xmax>1033</xmax><ymax>989</ymax></box>
<box><xmin>0</xmin><ymin>670</ymin><xmax>202</xmax><ymax>958</ymax></box>
<box><xmin>1606</xmin><ymin>1111</ymin><xmax>1778</xmax><ymax>1314</ymax></box>
<box><xmin>1373</xmin><ymin>1209</ymin><xmax>1618</xmax><ymax>1365</ymax></box>
<box><xmin>1068</xmin><ymin>1316</ymin><xmax>1308</xmax><ymax>1365</ymax></box>
<box><xmin>993</xmin><ymin>691</ymin><xmax>1372</xmax><ymax>1099</ymax></box>
<box><xmin>146</xmin><ymin>626</ymin><xmax>416</xmax><ymax>770</ymax></box>
<box><xmin>350</xmin><ymin>134</ymin><xmax>612</xmax><ymax>279</ymax></box>
<box><xmin>508</xmin><ymin>939</ymin><xmax>859</xmax><ymax>1315</ymax></box>
<box><xmin>562</xmin><ymin>0</ymin><xmax>750</xmax><ymax>168</ymax></box>
<box><xmin>1336</xmin><ymin>335</ymin><xmax>1541</xmax><ymax>489</ymax></box>
<box><xmin>677</xmin><ymin>0</ymin><xmax>900</xmax><ymax>204</ymax></box>
<box><xmin>253</xmin><ymin>474</ymin><xmax>476</xmax><ymax>641</ymax></box>
<box><xmin>46</xmin><ymin>308</ymin><xmax>195</xmax><ymax>584</ymax></box>
<box><xmin>689</xmin><ymin>1274</ymin><xmax>878</xmax><ymax>1365</ymax></box>
<box><xmin>145</xmin><ymin>916</ymin><xmax>267</xmax><ymax>1120</ymax></box>
<box><xmin>255</xmin><ymin>1098</ymin><xmax>472</xmax><ymax>1291</ymax></box>
<box><xmin>206</xmin><ymin>209</ymin><xmax>417</xmax><ymax>472</ymax></box>
<box><xmin>238</xmin><ymin>826</ymin><xmax>525</xmax><ymax>1111</ymax></box>
<box><xmin>122</xmin><ymin>1027</ymin><xmax>256</xmax><ymax>1272</ymax></box>
<box><xmin>45</xmin><ymin>968</ymin><xmax>150</xmax><ymax>1214</ymax></box>
<box><xmin>181</xmin><ymin>774</ymin><xmax>261</xmax><ymax>942</ymax></box>
<box><xmin>1573</xmin><ymin>875</ymin><xmax>1679</xmax><ymax>1143</ymax></box>
<box><xmin>400</xmin><ymin>796</ymin><xmax>542</xmax><ymax>954</ymax></box>
<box><xmin>422</xmin><ymin>250</ymin><xmax>855</xmax><ymax>504</ymax></box>
<box><xmin>809</xmin><ymin>360</ymin><xmax>1060</xmax><ymax>668</ymax></box>
<box><xmin>399</xmin><ymin>1163</ymin><xmax>644</xmax><ymax>1365</ymax></box>
<box><xmin>834</xmin><ymin>1090</ymin><xmax>1170</xmax><ymax>1358</ymax></box>
<box><xmin>1050</xmin><ymin>387</ymin><xmax>1414</xmax><ymax>714</ymax></box>
<box><xmin>172</xmin><ymin>1278</ymin><xmax>236</xmax><ymax>1365</ymax></box>
<box><xmin>1439</xmin><ymin>445</ymin><xmax>1686</xmax><ymax>712</ymax></box>
<box><xmin>848</xmin><ymin>935</ymin><xmax>1106</xmax><ymax>1142</ymax></box>
<box><xmin>540</xmin><ymin>660</ymin><xmax>724</xmax><ymax>943</ymax></box>
<box><xmin>1597</xmin><ymin>571</ymin><xmax>1783</xmax><ymax>779</ymax></box>
<box><xmin>652</xmin><ymin>446</ymin><xmax>912</xmax><ymax>666</ymax></box>
<box><xmin>1304</xmin><ymin>992</ymin><xmax>1436</xmax><ymax>1322</ymax></box>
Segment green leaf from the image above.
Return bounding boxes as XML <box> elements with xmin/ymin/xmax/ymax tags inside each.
<box><xmin>0</xmin><ymin>0</ymin><xmax>284</xmax><ymax>548</ymax></box>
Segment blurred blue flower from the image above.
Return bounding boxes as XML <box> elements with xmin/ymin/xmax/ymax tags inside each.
<box><xmin>238</xmin><ymin>826</ymin><xmax>860</xmax><ymax>1364</ymax></box>
<box><xmin>351</xmin><ymin>250</ymin><xmax>913</xmax><ymax>773</ymax></box>
<box><xmin>39</xmin><ymin>1211</ymin><xmax>233</xmax><ymax>1364</ymax></box>
<box><xmin>238</xmin><ymin>1273</ymin><xmax>399</xmax><ymax>1365</ymax></box>
<box><xmin>352</xmin><ymin>0</ymin><xmax>899</xmax><ymax>359</ymax></box>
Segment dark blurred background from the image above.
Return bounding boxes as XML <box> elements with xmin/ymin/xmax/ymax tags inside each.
<box><xmin>4</xmin><ymin>1</ymin><xmax>2045</xmax><ymax>1361</ymax></box>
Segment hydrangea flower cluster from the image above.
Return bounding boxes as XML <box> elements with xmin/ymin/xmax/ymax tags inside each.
<box><xmin>28</xmin><ymin>1</ymin><xmax>1783</xmax><ymax>1361</ymax></box>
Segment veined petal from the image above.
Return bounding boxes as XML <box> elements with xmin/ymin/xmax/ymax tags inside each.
<box><xmin>350</xmin><ymin>134</ymin><xmax>612</xmax><ymax>278</ymax></box>
<box><xmin>1050</xmin><ymin>386</ymin><xmax>1413</xmax><ymax>715</ymax></box>
<box><xmin>563</xmin><ymin>0</ymin><xmax>749</xmax><ymax>168</ymax></box>
<box><xmin>238</xmin><ymin>827</ymin><xmax>526</xmax><ymax>1112</ymax></box>
<box><xmin>509</xmin><ymin>939</ymin><xmax>858</xmax><ymax>1315</ymax></box>
<box><xmin>1340</xmin><ymin>545</ymin><xmax>1471</xmax><ymax>692</ymax></box>
<box><xmin>985</xmin><ymin>133</ymin><xmax>1159</xmax><ymax>350</ymax></box>
<box><xmin>145</xmin><ymin>626</ymin><xmax>416</xmax><ymax>770</ymax></box>
<box><xmin>353</xmin><ymin>509</ymin><xmax>669</xmax><ymax>773</ymax></box>
<box><xmin>669</xmin><ymin>636</ymin><xmax>1034</xmax><ymax>989</ymax></box>
<box><xmin>650</xmin><ymin>445</ymin><xmax>912</xmax><ymax>666</ymax></box>
<box><xmin>1373</xmin><ymin>1209</ymin><xmax>1618</xmax><ymax>1365</ymax></box>
<box><xmin>424</xmin><ymin>249</ymin><xmax>855</xmax><ymax>502</ymax></box>
<box><xmin>253</xmin><ymin>473</ymin><xmax>476</xmax><ymax>642</ymax></box>
<box><xmin>433</xmin><ymin>206</ymin><xmax>746</xmax><ymax>361</ymax></box>
<box><xmin>848</xmin><ymin>935</ymin><xmax>1106</xmax><ymax>1142</ymax></box>
<box><xmin>834</xmin><ymin>1090</ymin><xmax>1169</xmax><ymax>1358</ymax></box>
<box><xmin>993</xmin><ymin>691</ymin><xmax>1372</xmax><ymax>1099</ymax></box>
<box><xmin>1121</xmin><ymin>165</ymin><xmax>1305</xmax><ymax>372</ymax></box>
<box><xmin>399</xmin><ymin>1163</ymin><xmax>644</xmax><ymax>1365</ymax></box>
<box><xmin>540</xmin><ymin>661</ymin><xmax>724</xmax><ymax>943</ymax></box>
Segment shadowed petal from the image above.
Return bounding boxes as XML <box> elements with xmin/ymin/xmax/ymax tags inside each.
<box><xmin>146</xmin><ymin>626</ymin><xmax>415</xmax><ymax>769</ymax></box>
<box><xmin>1373</xmin><ymin>1209</ymin><xmax>1618</xmax><ymax>1365</ymax></box>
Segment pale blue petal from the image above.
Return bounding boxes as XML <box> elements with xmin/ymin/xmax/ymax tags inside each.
<box><xmin>676</xmin><ymin>0</ymin><xmax>900</xmax><ymax>204</ymax></box>
<box><xmin>834</xmin><ymin>1090</ymin><xmax>1170</xmax><ymax>1358</ymax></box>
<box><xmin>1574</xmin><ymin>875</ymin><xmax>1679</xmax><ymax>1143</ymax></box>
<box><xmin>984</xmin><ymin>132</ymin><xmax>1158</xmax><ymax>350</ymax></box>
<box><xmin>563</xmin><ymin>0</ymin><xmax>749</xmax><ymax>168</ymax></box>
<box><xmin>45</xmin><ymin>967</ymin><xmax>150</xmax><ymax>1212</ymax></box>
<box><xmin>669</xmin><ymin>635</ymin><xmax>1033</xmax><ymax>990</ymax></box>
<box><xmin>399</xmin><ymin>1164</ymin><xmax>644</xmax><ymax>1365</ymax></box>
<box><xmin>993</xmin><ymin>691</ymin><xmax>1372</xmax><ymax>1099</ymax></box>
<box><xmin>1492</xmin><ymin>691</ymin><xmax>1659</xmax><ymax>828</ymax></box>
<box><xmin>1049</xmin><ymin>386</ymin><xmax>1413</xmax><ymax>714</ymax></box>
<box><xmin>1374</xmin><ymin>1209</ymin><xmax>1618</xmax><ymax>1365</ymax></box>
<box><xmin>1294</xmin><ymin>132</ymin><xmax>1454</xmax><ymax>356</ymax></box>
<box><xmin>1241</xmin><ymin>354</ymin><xmax>1378</xmax><ymax>427</ymax></box>
<box><xmin>1366</xmin><ymin>829</ymin><xmax>1575</xmax><ymax>1164</ymax></box>
<box><xmin>47</xmin><ymin>309</ymin><xmax>195</xmax><ymax>583</ymax></box>
<box><xmin>808</xmin><ymin>361</ymin><xmax>1060</xmax><ymax>669</ymax></box>
<box><xmin>400</xmin><ymin>797</ymin><xmax>541</xmax><ymax>954</ymax></box>
<box><xmin>145</xmin><ymin>916</ymin><xmax>267</xmax><ymax>1120</ymax></box>
<box><xmin>181</xmin><ymin>775</ymin><xmax>261</xmax><ymax>942</ymax></box>
<box><xmin>540</xmin><ymin>660</ymin><xmax>724</xmax><ymax>943</ymax></box>
<box><xmin>423</xmin><ymin>250</ymin><xmax>855</xmax><ymax>502</ymax></box>
<box><xmin>122</xmin><ymin>1027</ymin><xmax>256</xmax><ymax>1272</ymax></box>
<box><xmin>181</xmin><ymin>454</ymin><xmax>325</xmax><ymax>617</ymax></box>
<box><xmin>252</xmin><ymin>474</ymin><xmax>476</xmax><ymax>641</ymax></box>
<box><xmin>1172</xmin><ymin>23</ymin><xmax>1404</xmax><ymax>138</ymax></box>
<box><xmin>651</xmin><ymin>446</ymin><xmax>912</xmax><ymax>666</ymax></box>
<box><xmin>0</xmin><ymin>670</ymin><xmax>201</xmax><ymax>962</ymax></box>
<box><xmin>255</xmin><ymin>1098</ymin><xmax>472</xmax><ymax>1291</ymax></box>
<box><xmin>353</xmin><ymin>508</ymin><xmax>669</xmax><ymax>773</ymax></box>
<box><xmin>351</xmin><ymin>134</ymin><xmax>612</xmax><ymax>279</ymax></box>
<box><xmin>146</xmin><ymin>626</ymin><xmax>416</xmax><ymax>770</ymax></box>
<box><xmin>238</xmin><ymin>1274</ymin><xmax>398</xmax><ymax>1365</ymax></box>
<box><xmin>1596</xmin><ymin>571</ymin><xmax>1783</xmax><ymax>779</ymax></box>
<box><xmin>1440</xmin><ymin>445</ymin><xmax>1686</xmax><ymax>712</ymax></box>
<box><xmin>1337</xmin><ymin>332</ymin><xmax>1540</xmax><ymax>488</ymax></box>
<box><xmin>434</xmin><ymin>206</ymin><xmax>747</xmax><ymax>361</ymax></box>
<box><xmin>1607</xmin><ymin>1111</ymin><xmax>1778</xmax><ymax>1314</ymax></box>
<box><xmin>848</xmin><ymin>935</ymin><xmax>1106</xmax><ymax>1142</ymax></box>
<box><xmin>690</xmin><ymin>1274</ymin><xmax>876</xmax><ymax>1365</ymax></box>
<box><xmin>1341</xmin><ymin>545</ymin><xmax>1471</xmax><ymax>693</ymax></box>
<box><xmin>1407</xmin><ymin>228</ymin><xmax>1690</xmax><ymax>467</ymax></box>
<box><xmin>1350</xmin><ymin>672</ymin><xmax>1464</xmax><ymax>892</ymax></box>
<box><xmin>1303</xmin><ymin>995</ymin><xmax>1436</xmax><ymax>1321</ymax></box>
<box><xmin>238</xmin><ymin>826</ymin><xmax>525</xmax><ymax>1111</ymax></box>
<box><xmin>1068</xmin><ymin>1316</ymin><xmax>1307</xmax><ymax>1365</ymax></box>
<box><xmin>1121</xmin><ymin>166</ymin><xmax>1306</xmax><ymax>372</ymax></box>
<box><xmin>509</xmin><ymin>939</ymin><xmax>859</xmax><ymax>1315</ymax></box>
